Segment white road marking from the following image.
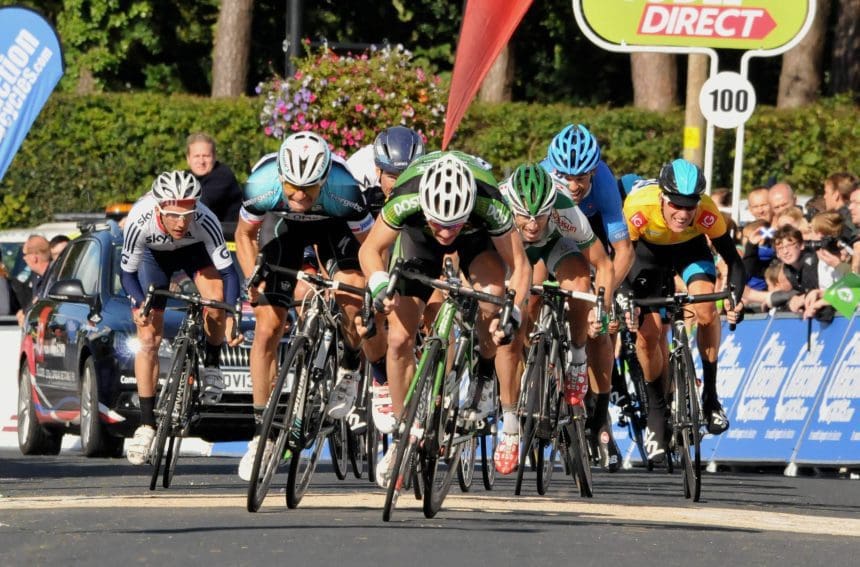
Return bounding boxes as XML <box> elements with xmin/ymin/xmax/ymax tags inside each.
<box><xmin>1</xmin><ymin>492</ymin><xmax>857</xmax><ymax>537</ymax></box>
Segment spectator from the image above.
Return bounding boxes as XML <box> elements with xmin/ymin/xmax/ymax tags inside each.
<box><xmin>12</xmin><ymin>235</ymin><xmax>51</xmax><ymax>325</ymax></box>
<box><xmin>772</xmin><ymin>225</ymin><xmax>832</xmax><ymax>320</ymax></box>
<box><xmin>710</xmin><ymin>187</ymin><xmax>732</xmax><ymax>214</ymax></box>
<box><xmin>847</xmin><ymin>184</ymin><xmax>860</xmax><ymax>273</ymax></box>
<box><xmin>822</xmin><ymin>172</ymin><xmax>859</xmax><ymax>237</ymax></box>
<box><xmin>808</xmin><ymin>211</ymin><xmax>851</xmax><ymax>288</ymax></box>
<box><xmin>773</xmin><ymin>207</ymin><xmax>812</xmax><ymax>239</ymax></box>
<box><xmin>768</xmin><ymin>182</ymin><xmax>798</xmax><ymax>217</ymax></box>
<box><xmin>746</xmin><ymin>187</ymin><xmax>773</xmax><ymax>224</ymax></box>
<box><xmin>49</xmin><ymin>235</ymin><xmax>70</xmax><ymax>261</ymax></box>
<box><xmin>739</xmin><ymin>219</ymin><xmax>774</xmax><ymax>292</ymax></box>
<box><xmin>185</xmin><ymin>132</ymin><xmax>242</xmax><ymax>233</ymax></box>
<box><xmin>0</xmin><ymin>264</ymin><xmax>18</xmax><ymax>316</ymax></box>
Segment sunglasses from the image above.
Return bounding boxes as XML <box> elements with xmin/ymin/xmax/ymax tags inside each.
<box><xmin>428</xmin><ymin>220</ymin><xmax>465</xmax><ymax>231</ymax></box>
<box><xmin>282</xmin><ymin>179</ymin><xmax>322</xmax><ymax>196</ymax></box>
<box><xmin>157</xmin><ymin>205</ymin><xmax>196</xmax><ymax>220</ymax></box>
<box><xmin>663</xmin><ymin>196</ymin><xmax>698</xmax><ymax>211</ymax></box>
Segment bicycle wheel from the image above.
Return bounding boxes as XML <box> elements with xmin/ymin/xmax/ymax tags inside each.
<box><xmin>457</xmin><ymin>435</ymin><xmax>476</xmax><ymax>492</ymax></box>
<box><xmin>567</xmin><ymin>403</ymin><xmax>594</xmax><ymax>498</ymax></box>
<box><xmin>149</xmin><ymin>339</ymin><xmax>189</xmax><ymax>491</ymax></box>
<box><xmin>674</xmin><ymin>340</ymin><xmax>701</xmax><ymax>501</ymax></box>
<box><xmin>515</xmin><ymin>339</ymin><xmax>546</xmax><ymax>496</ymax></box>
<box><xmin>286</xmin><ymin>342</ymin><xmax>333</xmax><ymax>508</ymax></box>
<box><xmin>624</xmin><ymin>353</ymin><xmax>650</xmax><ymax>468</ymax></box>
<box><xmin>480</xmin><ymin>377</ymin><xmax>499</xmax><ymax>490</ymax></box>
<box><xmin>383</xmin><ymin>341</ymin><xmax>439</xmax><ymax>522</ymax></box>
<box><xmin>424</xmin><ymin>367</ymin><xmax>464</xmax><ymax>518</ymax></box>
<box><xmin>246</xmin><ymin>336</ymin><xmax>310</xmax><ymax>513</ymax></box>
<box><xmin>163</xmin><ymin>369</ymin><xmax>194</xmax><ymax>489</ymax></box>
<box><xmin>349</xmin><ymin>362</ymin><xmax>372</xmax><ymax>480</ymax></box>
<box><xmin>329</xmin><ymin>416</ymin><xmax>349</xmax><ymax>480</ymax></box>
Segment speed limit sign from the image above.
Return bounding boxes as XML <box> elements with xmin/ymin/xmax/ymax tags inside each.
<box><xmin>699</xmin><ymin>71</ymin><xmax>757</xmax><ymax>129</ymax></box>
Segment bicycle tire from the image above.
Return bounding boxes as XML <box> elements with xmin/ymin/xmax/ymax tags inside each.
<box><xmin>382</xmin><ymin>341</ymin><xmax>439</xmax><ymax>522</ymax></box>
<box><xmin>246</xmin><ymin>336</ymin><xmax>310</xmax><ymax>513</ymax></box>
<box><xmin>480</xmin><ymin>378</ymin><xmax>499</xmax><ymax>490</ymax></box>
<box><xmin>675</xmin><ymin>337</ymin><xmax>702</xmax><ymax>501</ymax></box>
<box><xmin>624</xmin><ymin>353</ymin><xmax>650</xmax><ymax>468</ymax></box>
<box><xmin>163</xmin><ymin>434</ymin><xmax>183</xmax><ymax>488</ymax></box>
<box><xmin>149</xmin><ymin>339</ymin><xmax>189</xmax><ymax>491</ymax></box>
<box><xmin>568</xmin><ymin>403</ymin><xmax>594</xmax><ymax>498</ymax></box>
<box><xmin>457</xmin><ymin>436</ymin><xmax>476</xmax><ymax>492</ymax></box>
<box><xmin>515</xmin><ymin>339</ymin><xmax>546</xmax><ymax>496</ymax></box>
<box><xmin>348</xmin><ymin>363</ymin><xmax>372</xmax><ymax>480</ymax></box>
<box><xmin>329</xmin><ymin>417</ymin><xmax>349</xmax><ymax>480</ymax></box>
<box><xmin>424</xmin><ymin>366</ymin><xmax>464</xmax><ymax>518</ymax></box>
<box><xmin>286</xmin><ymin>342</ymin><xmax>334</xmax><ymax>508</ymax></box>
<box><xmin>163</xmin><ymin>361</ymin><xmax>196</xmax><ymax>489</ymax></box>
<box><xmin>536</xmin><ymin>436</ymin><xmax>559</xmax><ymax>495</ymax></box>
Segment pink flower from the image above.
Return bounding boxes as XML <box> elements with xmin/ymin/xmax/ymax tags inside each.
<box><xmin>354</xmin><ymin>104</ymin><xmax>364</xmax><ymax>112</ymax></box>
<box><xmin>320</xmin><ymin>119</ymin><xmax>330</xmax><ymax>129</ymax></box>
<box><xmin>264</xmin><ymin>126</ymin><xmax>273</xmax><ymax>136</ymax></box>
<box><xmin>294</xmin><ymin>71</ymin><xmax>303</xmax><ymax>80</ymax></box>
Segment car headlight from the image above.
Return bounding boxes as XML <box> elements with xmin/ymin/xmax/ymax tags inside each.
<box><xmin>113</xmin><ymin>334</ymin><xmax>174</xmax><ymax>358</ymax></box>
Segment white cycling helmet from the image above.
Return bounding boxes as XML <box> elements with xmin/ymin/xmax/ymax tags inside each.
<box><xmin>150</xmin><ymin>170</ymin><xmax>201</xmax><ymax>203</ymax></box>
<box><xmin>419</xmin><ymin>153</ymin><xmax>476</xmax><ymax>226</ymax></box>
<box><xmin>277</xmin><ymin>131</ymin><xmax>332</xmax><ymax>186</ymax></box>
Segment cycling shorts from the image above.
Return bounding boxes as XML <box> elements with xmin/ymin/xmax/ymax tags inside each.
<box><xmin>137</xmin><ymin>242</ymin><xmax>215</xmax><ymax>309</ymax></box>
<box><xmin>526</xmin><ymin>235</ymin><xmax>582</xmax><ymax>275</ymax></box>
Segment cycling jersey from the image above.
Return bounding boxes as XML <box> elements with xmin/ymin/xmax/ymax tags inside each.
<box><xmin>120</xmin><ymin>194</ymin><xmax>236</xmax><ymax>305</ymax></box>
<box><xmin>240</xmin><ymin>155</ymin><xmax>374</xmax><ymax>235</ymax></box>
<box><xmin>623</xmin><ymin>182</ymin><xmax>727</xmax><ymax>245</ymax></box>
<box><xmin>540</xmin><ymin>159</ymin><xmax>630</xmax><ymax>245</ymax></box>
<box><xmin>345</xmin><ymin>144</ymin><xmax>379</xmax><ymax>192</ymax></box>
<box><xmin>382</xmin><ymin>151</ymin><xmax>513</xmax><ymax>237</ymax></box>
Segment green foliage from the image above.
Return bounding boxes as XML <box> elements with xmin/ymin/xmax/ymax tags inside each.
<box><xmin>256</xmin><ymin>44</ymin><xmax>447</xmax><ymax>156</ymax></box>
<box><xmin>0</xmin><ymin>94</ymin><xmax>856</xmax><ymax>228</ymax></box>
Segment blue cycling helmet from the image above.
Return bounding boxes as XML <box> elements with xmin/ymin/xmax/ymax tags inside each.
<box><xmin>374</xmin><ymin>126</ymin><xmax>426</xmax><ymax>174</ymax></box>
<box><xmin>659</xmin><ymin>158</ymin><xmax>706</xmax><ymax>208</ymax></box>
<box><xmin>546</xmin><ymin>124</ymin><xmax>601</xmax><ymax>176</ymax></box>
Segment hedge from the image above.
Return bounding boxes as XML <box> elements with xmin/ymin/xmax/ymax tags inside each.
<box><xmin>0</xmin><ymin>92</ymin><xmax>857</xmax><ymax>228</ymax></box>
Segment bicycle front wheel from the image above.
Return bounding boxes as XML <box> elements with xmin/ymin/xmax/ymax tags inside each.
<box><xmin>515</xmin><ymin>339</ymin><xmax>546</xmax><ymax>496</ymax></box>
<box><xmin>567</xmin><ymin>402</ymin><xmax>594</xmax><ymax>498</ymax></box>
<box><xmin>424</xmin><ymin>369</ymin><xmax>464</xmax><ymax>518</ymax></box>
<box><xmin>673</xmin><ymin>340</ymin><xmax>701</xmax><ymax>501</ymax></box>
<box><xmin>246</xmin><ymin>336</ymin><xmax>310</xmax><ymax>512</ymax></box>
<box><xmin>149</xmin><ymin>339</ymin><xmax>190</xmax><ymax>491</ymax></box>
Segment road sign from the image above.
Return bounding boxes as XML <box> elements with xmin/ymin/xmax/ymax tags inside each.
<box><xmin>580</xmin><ymin>0</ymin><xmax>811</xmax><ymax>51</ymax></box>
<box><xmin>698</xmin><ymin>71</ymin><xmax>756</xmax><ymax>129</ymax></box>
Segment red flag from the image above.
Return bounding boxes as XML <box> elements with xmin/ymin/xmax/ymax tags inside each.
<box><xmin>442</xmin><ymin>0</ymin><xmax>533</xmax><ymax>149</ymax></box>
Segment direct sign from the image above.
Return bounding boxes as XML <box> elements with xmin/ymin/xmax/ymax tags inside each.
<box><xmin>579</xmin><ymin>0</ymin><xmax>811</xmax><ymax>51</ymax></box>
<box><xmin>698</xmin><ymin>71</ymin><xmax>756</xmax><ymax>128</ymax></box>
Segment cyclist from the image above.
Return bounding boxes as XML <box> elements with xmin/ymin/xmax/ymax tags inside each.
<box><xmin>234</xmin><ymin>131</ymin><xmax>378</xmax><ymax>481</ymax></box>
<box><xmin>347</xmin><ymin>125</ymin><xmax>426</xmax><ymax>215</ymax></box>
<box><xmin>622</xmin><ymin>158</ymin><xmax>746</xmax><ymax>462</ymax></box>
<box><xmin>359</xmin><ymin>151</ymin><xmax>532</xmax><ymax>484</ymax></box>
<box><xmin>121</xmin><ymin>171</ymin><xmax>241</xmax><ymax>465</ymax></box>
<box><xmin>347</xmin><ymin>126</ymin><xmax>426</xmax><ymax>433</ymax></box>
<box><xmin>498</xmin><ymin>164</ymin><xmax>612</xmax><ymax>408</ymax></box>
<box><xmin>541</xmin><ymin>124</ymin><xmax>633</xmax><ymax>471</ymax></box>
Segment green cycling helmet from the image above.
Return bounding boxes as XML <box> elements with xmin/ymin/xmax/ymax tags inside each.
<box><xmin>501</xmin><ymin>164</ymin><xmax>557</xmax><ymax>217</ymax></box>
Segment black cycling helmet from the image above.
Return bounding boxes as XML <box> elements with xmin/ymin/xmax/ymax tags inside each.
<box><xmin>659</xmin><ymin>158</ymin><xmax>706</xmax><ymax>208</ymax></box>
<box><xmin>373</xmin><ymin>126</ymin><xmax>425</xmax><ymax>174</ymax></box>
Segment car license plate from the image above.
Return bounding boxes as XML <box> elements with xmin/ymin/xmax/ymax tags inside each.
<box><xmin>222</xmin><ymin>371</ymin><xmax>252</xmax><ymax>393</ymax></box>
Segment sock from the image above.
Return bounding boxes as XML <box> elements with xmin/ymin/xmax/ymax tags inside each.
<box><xmin>253</xmin><ymin>405</ymin><xmax>265</xmax><ymax>438</ymax></box>
<box><xmin>139</xmin><ymin>396</ymin><xmax>156</xmax><ymax>428</ymax></box>
<box><xmin>571</xmin><ymin>345</ymin><xmax>586</xmax><ymax>365</ymax></box>
<box><xmin>204</xmin><ymin>341</ymin><xmax>221</xmax><ymax>368</ymax></box>
<box><xmin>593</xmin><ymin>392</ymin><xmax>610</xmax><ymax>433</ymax></box>
<box><xmin>646</xmin><ymin>377</ymin><xmax>667</xmax><ymax>413</ymax></box>
<box><xmin>370</xmin><ymin>356</ymin><xmax>387</xmax><ymax>385</ymax></box>
<box><xmin>502</xmin><ymin>404</ymin><xmax>518</xmax><ymax>434</ymax></box>
<box><xmin>701</xmin><ymin>359</ymin><xmax>718</xmax><ymax>400</ymax></box>
<box><xmin>611</xmin><ymin>360</ymin><xmax>630</xmax><ymax>405</ymax></box>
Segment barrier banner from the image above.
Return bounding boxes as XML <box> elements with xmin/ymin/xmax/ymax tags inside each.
<box><xmin>794</xmin><ymin>315</ymin><xmax>860</xmax><ymax>465</ymax></box>
<box><xmin>0</xmin><ymin>6</ymin><xmax>64</xmax><ymax>181</ymax></box>
<box><xmin>712</xmin><ymin>315</ymin><xmax>850</xmax><ymax>463</ymax></box>
<box><xmin>700</xmin><ymin>315</ymin><xmax>772</xmax><ymax>458</ymax></box>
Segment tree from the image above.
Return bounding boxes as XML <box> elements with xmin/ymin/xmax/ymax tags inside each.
<box><xmin>777</xmin><ymin>0</ymin><xmax>832</xmax><ymax>108</ymax></box>
<box><xmin>478</xmin><ymin>45</ymin><xmax>514</xmax><ymax>103</ymax></box>
<box><xmin>211</xmin><ymin>0</ymin><xmax>254</xmax><ymax>97</ymax></box>
<box><xmin>631</xmin><ymin>53</ymin><xmax>677</xmax><ymax>112</ymax></box>
<box><xmin>832</xmin><ymin>0</ymin><xmax>860</xmax><ymax>96</ymax></box>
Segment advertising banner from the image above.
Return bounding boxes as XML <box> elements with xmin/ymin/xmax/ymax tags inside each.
<box><xmin>579</xmin><ymin>0</ymin><xmax>811</xmax><ymax>51</ymax></box>
<box><xmin>712</xmin><ymin>315</ymin><xmax>850</xmax><ymax>462</ymax></box>
<box><xmin>0</xmin><ymin>6</ymin><xmax>64</xmax><ymax>181</ymax></box>
<box><xmin>794</xmin><ymin>316</ymin><xmax>860</xmax><ymax>465</ymax></box>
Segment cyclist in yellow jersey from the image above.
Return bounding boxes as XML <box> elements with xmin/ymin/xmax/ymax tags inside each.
<box><xmin>622</xmin><ymin>159</ymin><xmax>745</xmax><ymax>462</ymax></box>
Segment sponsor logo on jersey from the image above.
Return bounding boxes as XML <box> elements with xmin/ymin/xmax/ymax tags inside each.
<box><xmin>145</xmin><ymin>233</ymin><xmax>175</xmax><ymax>245</ymax></box>
<box><xmin>218</xmin><ymin>247</ymin><xmax>230</xmax><ymax>260</ymax></box>
<box><xmin>630</xmin><ymin>212</ymin><xmax>647</xmax><ymax>228</ymax></box>
<box><xmin>330</xmin><ymin>192</ymin><xmax>365</xmax><ymax>213</ymax></box>
<box><xmin>698</xmin><ymin>211</ymin><xmax>717</xmax><ymax>229</ymax></box>
<box><xmin>551</xmin><ymin>210</ymin><xmax>577</xmax><ymax>234</ymax></box>
<box><xmin>486</xmin><ymin>202</ymin><xmax>511</xmax><ymax>227</ymax></box>
<box><xmin>388</xmin><ymin>195</ymin><xmax>421</xmax><ymax>223</ymax></box>
<box><xmin>242</xmin><ymin>188</ymin><xmax>281</xmax><ymax>209</ymax></box>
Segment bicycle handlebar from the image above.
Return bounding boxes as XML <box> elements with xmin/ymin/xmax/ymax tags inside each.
<box><xmin>631</xmin><ymin>286</ymin><xmax>739</xmax><ymax>331</ymax></box>
<box><xmin>248</xmin><ymin>252</ymin><xmax>365</xmax><ymax>298</ymax></box>
<box><xmin>140</xmin><ymin>284</ymin><xmax>242</xmax><ymax>340</ymax></box>
<box><xmin>528</xmin><ymin>282</ymin><xmax>599</xmax><ymax>304</ymax></box>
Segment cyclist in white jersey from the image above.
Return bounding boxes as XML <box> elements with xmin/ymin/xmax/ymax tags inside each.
<box><xmin>121</xmin><ymin>171</ymin><xmax>241</xmax><ymax>465</ymax></box>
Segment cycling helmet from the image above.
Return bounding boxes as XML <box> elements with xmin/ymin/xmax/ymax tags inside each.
<box><xmin>277</xmin><ymin>131</ymin><xmax>332</xmax><ymax>186</ymax></box>
<box><xmin>501</xmin><ymin>164</ymin><xmax>557</xmax><ymax>217</ymax></box>
<box><xmin>546</xmin><ymin>124</ymin><xmax>601</xmax><ymax>176</ymax></box>
<box><xmin>419</xmin><ymin>153</ymin><xmax>476</xmax><ymax>226</ymax></box>
<box><xmin>659</xmin><ymin>158</ymin><xmax>706</xmax><ymax>208</ymax></box>
<box><xmin>373</xmin><ymin>126</ymin><xmax>425</xmax><ymax>174</ymax></box>
<box><xmin>150</xmin><ymin>171</ymin><xmax>201</xmax><ymax>203</ymax></box>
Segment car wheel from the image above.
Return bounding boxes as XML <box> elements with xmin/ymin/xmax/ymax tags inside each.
<box><xmin>80</xmin><ymin>357</ymin><xmax>117</xmax><ymax>457</ymax></box>
<box><xmin>18</xmin><ymin>362</ymin><xmax>62</xmax><ymax>455</ymax></box>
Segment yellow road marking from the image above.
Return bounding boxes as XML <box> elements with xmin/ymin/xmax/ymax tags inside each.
<box><xmin>1</xmin><ymin>492</ymin><xmax>857</xmax><ymax>537</ymax></box>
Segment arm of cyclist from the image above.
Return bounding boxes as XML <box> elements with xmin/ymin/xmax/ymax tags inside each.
<box><xmin>489</xmin><ymin>228</ymin><xmax>532</xmax><ymax>345</ymax></box>
<box><xmin>581</xmin><ymin>238</ymin><xmax>615</xmax><ymax>332</ymax></box>
<box><xmin>358</xmin><ymin>218</ymin><xmax>400</xmax><ymax>314</ymax></box>
<box><xmin>711</xmin><ymin>232</ymin><xmax>747</xmax><ymax>324</ymax></box>
<box><xmin>234</xmin><ymin>216</ymin><xmax>264</xmax><ymax>303</ymax></box>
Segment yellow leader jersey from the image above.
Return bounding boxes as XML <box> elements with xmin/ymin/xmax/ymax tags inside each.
<box><xmin>623</xmin><ymin>183</ymin><xmax>727</xmax><ymax>245</ymax></box>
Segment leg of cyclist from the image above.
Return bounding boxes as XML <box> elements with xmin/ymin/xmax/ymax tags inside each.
<box><xmin>556</xmin><ymin>254</ymin><xmax>592</xmax><ymax>408</ymax></box>
<box><xmin>194</xmin><ymin>267</ymin><xmax>229</xmax><ymax>405</ymax></box>
<box><xmin>128</xmin><ymin>309</ymin><xmax>164</xmax><ymax>464</ymax></box>
<box><xmin>326</xmin><ymin>267</ymin><xmax>369</xmax><ymax>419</ymax></box>
<box><xmin>685</xmin><ymin>276</ymin><xmax>729</xmax><ymax>434</ymax></box>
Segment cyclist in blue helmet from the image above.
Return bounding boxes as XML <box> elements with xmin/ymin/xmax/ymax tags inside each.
<box><xmin>540</xmin><ymin>124</ymin><xmax>635</xmax><ymax>472</ymax></box>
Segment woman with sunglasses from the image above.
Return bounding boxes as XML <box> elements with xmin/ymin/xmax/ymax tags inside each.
<box><xmin>622</xmin><ymin>158</ymin><xmax>746</xmax><ymax>463</ymax></box>
<box><xmin>121</xmin><ymin>170</ymin><xmax>241</xmax><ymax>465</ymax></box>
